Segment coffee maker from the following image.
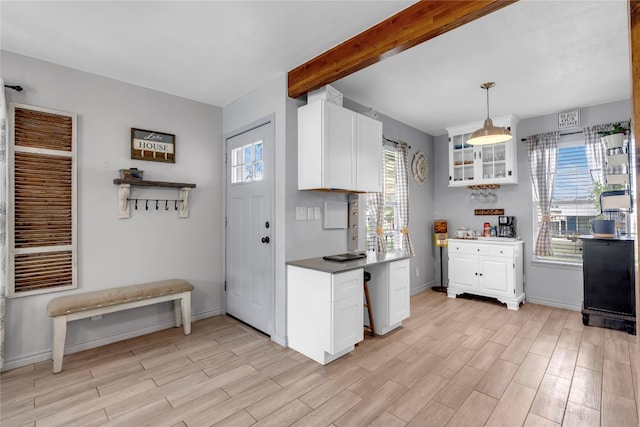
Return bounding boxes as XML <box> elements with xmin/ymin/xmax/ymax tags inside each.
<box><xmin>498</xmin><ymin>216</ymin><xmax>516</xmax><ymax>237</ymax></box>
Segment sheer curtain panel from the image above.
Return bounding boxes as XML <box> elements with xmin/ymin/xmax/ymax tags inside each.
<box><xmin>528</xmin><ymin>131</ymin><xmax>559</xmax><ymax>257</ymax></box>
<box><xmin>396</xmin><ymin>142</ymin><xmax>414</xmax><ymax>255</ymax></box>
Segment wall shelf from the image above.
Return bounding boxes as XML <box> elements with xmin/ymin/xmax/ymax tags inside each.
<box><xmin>113</xmin><ymin>179</ymin><xmax>196</xmax><ymax>219</ymax></box>
<box><xmin>113</xmin><ymin>179</ymin><xmax>196</xmax><ymax>188</ymax></box>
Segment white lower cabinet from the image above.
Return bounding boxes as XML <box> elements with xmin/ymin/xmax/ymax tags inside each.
<box><xmin>367</xmin><ymin>258</ymin><xmax>410</xmax><ymax>334</ymax></box>
<box><xmin>447</xmin><ymin>239</ymin><xmax>524</xmax><ymax>310</ymax></box>
<box><xmin>287</xmin><ymin>266</ymin><xmax>363</xmax><ymax>365</ymax></box>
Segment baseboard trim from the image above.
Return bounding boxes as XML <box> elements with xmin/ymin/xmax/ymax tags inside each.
<box><xmin>1</xmin><ymin>309</ymin><xmax>222</xmax><ymax>372</ymax></box>
<box><xmin>525</xmin><ymin>297</ymin><xmax>581</xmax><ymax>311</ymax></box>
<box><xmin>271</xmin><ymin>332</ymin><xmax>287</xmax><ymax>347</ymax></box>
<box><xmin>411</xmin><ymin>281</ymin><xmax>438</xmax><ymax>296</ymax></box>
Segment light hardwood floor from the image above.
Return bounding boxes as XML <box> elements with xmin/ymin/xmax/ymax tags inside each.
<box><xmin>1</xmin><ymin>291</ymin><xmax>638</xmax><ymax>426</ymax></box>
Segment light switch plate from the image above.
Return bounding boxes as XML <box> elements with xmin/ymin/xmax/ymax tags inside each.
<box><xmin>296</xmin><ymin>207</ymin><xmax>306</xmax><ymax>221</ymax></box>
<box><xmin>314</xmin><ymin>207</ymin><xmax>321</xmax><ymax>220</ymax></box>
<box><xmin>307</xmin><ymin>207</ymin><xmax>314</xmax><ymax>220</ymax></box>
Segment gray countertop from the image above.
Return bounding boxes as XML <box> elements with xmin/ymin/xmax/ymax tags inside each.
<box><xmin>287</xmin><ymin>251</ymin><xmax>412</xmax><ymax>274</ymax></box>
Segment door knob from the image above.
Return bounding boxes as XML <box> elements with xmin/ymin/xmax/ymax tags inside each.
<box><xmin>261</xmin><ymin>236</ymin><xmax>270</xmax><ymax>244</ymax></box>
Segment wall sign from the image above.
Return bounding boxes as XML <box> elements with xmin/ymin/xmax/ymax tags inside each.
<box><xmin>558</xmin><ymin>109</ymin><xmax>580</xmax><ymax>130</ymax></box>
<box><xmin>474</xmin><ymin>208</ymin><xmax>505</xmax><ymax>216</ymax></box>
<box><xmin>131</xmin><ymin>128</ymin><xmax>175</xmax><ymax>163</ymax></box>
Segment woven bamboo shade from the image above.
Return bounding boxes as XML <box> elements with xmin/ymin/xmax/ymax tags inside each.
<box><xmin>11</xmin><ymin>105</ymin><xmax>76</xmax><ymax>295</ymax></box>
<box><xmin>14</xmin><ymin>251</ymin><xmax>73</xmax><ymax>293</ymax></box>
<box><xmin>14</xmin><ymin>152</ymin><xmax>72</xmax><ymax>248</ymax></box>
<box><xmin>14</xmin><ymin>107</ymin><xmax>73</xmax><ymax>151</ymax></box>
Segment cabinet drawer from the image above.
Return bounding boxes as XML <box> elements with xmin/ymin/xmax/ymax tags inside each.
<box><xmin>332</xmin><ymin>269</ymin><xmax>363</xmax><ymax>302</ymax></box>
<box><xmin>490</xmin><ymin>246</ymin><xmax>514</xmax><ymax>258</ymax></box>
<box><xmin>450</xmin><ymin>243</ymin><xmax>489</xmax><ymax>255</ymax></box>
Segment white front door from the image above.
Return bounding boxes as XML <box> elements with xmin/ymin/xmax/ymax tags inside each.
<box><xmin>225</xmin><ymin>121</ymin><xmax>273</xmax><ymax>335</ymax></box>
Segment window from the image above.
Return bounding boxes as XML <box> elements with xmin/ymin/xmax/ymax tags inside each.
<box><xmin>230</xmin><ymin>140</ymin><xmax>263</xmax><ymax>184</ymax></box>
<box><xmin>365</xmin><ymin>146</ymin><xmax>399</xmax><ymax>250</ymax></box>
<box><xmin>9</xmin><ymin>104</ymin><xmax>77</xmax><ymax>296</ymax></box>
<box><xmin>533</xmin><ymin>142</ymin><xmax>595</xmax><ymax>263</ymax></box>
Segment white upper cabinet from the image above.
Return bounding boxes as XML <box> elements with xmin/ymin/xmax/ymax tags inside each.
<box><xmin>447</xmin><ymin>115</ymin><xmax>519</xmax><ymax>187</ymax></box>
<box><xmin>298</xmin><ymin>100</ymin><xmax>382</xmax><ymax>192</ymax></box>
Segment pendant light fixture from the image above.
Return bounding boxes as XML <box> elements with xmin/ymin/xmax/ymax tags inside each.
<box><xmin>467</xmin><ymin>82</ymin><xmax>511</xmax><ymax>146</ymax></box>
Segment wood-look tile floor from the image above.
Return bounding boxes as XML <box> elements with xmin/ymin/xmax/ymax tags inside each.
<box><xmin>1</xmin><ymin>291</ymin><xmax>638</xmax><ymax>426</ymax></box>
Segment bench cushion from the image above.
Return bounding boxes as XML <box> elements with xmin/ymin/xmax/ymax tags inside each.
<box><xmin>47</xmin><ymin>279</ymin><xmax>193</xmax><ymax>317</ymax></box>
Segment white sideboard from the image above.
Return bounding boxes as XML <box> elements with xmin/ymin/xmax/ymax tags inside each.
<box><xmin>447</xmin><ymin>238</ymin><xmax>524</xmax><ymax>310</ymax></box>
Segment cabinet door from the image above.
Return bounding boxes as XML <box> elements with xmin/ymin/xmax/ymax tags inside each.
<box><xmin>356</xmin><ymin>114</ymin><xmax>382</xmax><ymax>192</ymax></box>
<box><xmin>450</xmin><ymin>135</ymin><xmax>476</xmax><ymax>185</ymax></box>
<box><xmin>331</xmin><ymin>269</ymin><xmax>363</xmax><ymax>353</ymax></box>
<box><xmin>448</xmin><ymin>254</ymin><xmax>478</xmax><ymax>290</ymax></box>
<box><xmin>388</xmin><ymin>259</ymin><xmax>410</xmax><ymax>325</ymax></box>
<box><xmin>479</xmin><ymin>143</ymin><xmax>510</xmax><ymax>181</ymax></box>
<box><xmin>323</xmin><ymin>103</ymin><xmax>356</xmax><ymax>190</ymax></box>
<box><xmin>479</xmin><ymin>256</ymin><xmax>512</xmax><ymax>297</ymax></box>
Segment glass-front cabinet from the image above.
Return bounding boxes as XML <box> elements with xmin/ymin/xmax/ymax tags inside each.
<box><xmin>447</xmin><ymin>115</ymin><xmax>519</xmax><ymax>187</ymax></box>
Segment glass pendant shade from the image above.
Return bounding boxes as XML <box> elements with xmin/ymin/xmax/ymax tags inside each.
<box><xmin>467</xmin><ymin>82</ymin><xmax>511</xmax><ymax>146</ymax></box>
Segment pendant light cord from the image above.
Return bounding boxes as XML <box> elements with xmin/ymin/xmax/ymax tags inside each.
<box><xmin>485</xmin><ymin>87</ymin><xmax>490</xmax><ymax>120</ymax></box>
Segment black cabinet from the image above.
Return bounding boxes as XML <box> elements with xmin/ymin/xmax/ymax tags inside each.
<box><xmin>581</xmin><ymin>236</ymin><xmax>636</xmax><ymax>334</ymax></box>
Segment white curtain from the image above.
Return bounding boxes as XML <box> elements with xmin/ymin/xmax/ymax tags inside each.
<box><xmin>527</xmin><ymin>131</ymin><xmax>559</xmax><ymax>257</ymax></box>
<box><xmin>0</xmin><ymin>79</ymin><xmax>8</xmax><ymax>370</ymax></box>
<box><xmin>370</xmin><ymin>191</ymin><xmax>387</xmax><ymax>253</ymax></box>
<box><xmin>395</xmin><ymin>142</ymin><xmax>414</xmax><ymax>255</ymax></box>
<box><xmin>583</xmin><ymin>125</ymin><xmax>607</xmax><ymax>185</ymax></box>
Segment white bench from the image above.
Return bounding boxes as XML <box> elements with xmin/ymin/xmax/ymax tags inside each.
<box><xmin>47</xmin><ymin>279</ymin><xmax>193</xmax><ymax>373</ymax></box>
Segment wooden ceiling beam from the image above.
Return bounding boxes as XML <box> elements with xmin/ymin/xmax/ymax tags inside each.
<box><xmin>288</xmin><ymin>0</ymin><xmax>517</xmax><ymax>99</ymax></box>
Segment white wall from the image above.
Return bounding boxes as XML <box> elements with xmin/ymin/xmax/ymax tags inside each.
<box><xmin>434</xmin><ymin>99</ymin><xmax>632</xmax><ymax>310</ymax></box>
<box><xmin>2</xmin><ymin>51</ymin><xmax>224</xmax><ymax>370</ymax></box>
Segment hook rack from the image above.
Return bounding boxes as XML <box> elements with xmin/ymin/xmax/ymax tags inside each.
<box><xmin>114</xmin><ymin>179</ymin><xmax>196</xmax><ymax>219</ymax></box>
<box><xmin>127</xmin><ymin>198</ymin><xmax>183</xmax><ymax>211</ymax></box>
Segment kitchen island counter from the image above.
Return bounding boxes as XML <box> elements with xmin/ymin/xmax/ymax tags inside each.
<box><xmin>287</xmin><ymin>251</ymin><xmax>411</xmax><ymax>274</ymax></box>
<box><xmin>287</xmin><ymin>251</ymin><xmax>412</xmax><ymax>365</ymax></box>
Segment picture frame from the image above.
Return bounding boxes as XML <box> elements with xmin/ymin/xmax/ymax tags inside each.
<box><xmin>131</xmin><ymin>128</ymin><xmax>175</xmax><ymax>163</ymax></box>
<box><xmin>558</xmin><ymin>109</ymin><xmax>580</xmax><ymax>130</ymax></box>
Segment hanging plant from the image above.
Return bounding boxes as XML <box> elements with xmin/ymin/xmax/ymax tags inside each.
<box><xmin>597</xmin><ymin>122</ymin><xmax>629</xmax><ymax>137</ymax></box>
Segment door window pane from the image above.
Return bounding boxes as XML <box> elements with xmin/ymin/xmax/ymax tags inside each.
<box><xmin>231</xmin><ymin>140</ymin><xmax>264</xmax><ymax>183</ymax></box>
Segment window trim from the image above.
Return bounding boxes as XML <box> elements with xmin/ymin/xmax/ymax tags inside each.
<box><xmin>8</xmin><ymin>103</ymin><xmax>77</xmax><ymax>297</ymax></box>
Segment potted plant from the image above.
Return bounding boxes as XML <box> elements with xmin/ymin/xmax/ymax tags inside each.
<box><xmin>598</xmin><ymin>122</ymin><xmax>629</xmax><ymax>149</ymax></box>
<box><xmin>591</xmin><ymin>214</ymin><xmax>616</xmax><ymax>237</ymax></box>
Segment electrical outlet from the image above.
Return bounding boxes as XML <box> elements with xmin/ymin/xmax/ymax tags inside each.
<box><xmin>296</xmin><ymin>207</ymin><xmax>306</xmax><ymax>221</ymax></box>
<box><xmin>307</xmin><ymin>207</ymin><xmax>314</xmax><ymax>220</ymax></box>
<box><xmin>314</xmin><ymin>207</ymin><xmax>321</xmax><ymax>220</ymax></box>
<box><xmin>416</xmin><ymin>268</ymin><xmax>420</xmax><ymax>277</ymax></box>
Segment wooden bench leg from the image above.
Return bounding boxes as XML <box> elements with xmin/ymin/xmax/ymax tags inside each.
<box><xmin>173</xmin><ymin>298</ymin><xmax>183</xmax><ymax>328</ymax></box>
<box><xmin>181</xmin><ymin>292</ymin><xmax>192</xmax><ymax>335</ymax></box>
<box><xmin>52</xmin><ymin>315</ymin><xmax>67</xmax><ymax>373</ymax></box>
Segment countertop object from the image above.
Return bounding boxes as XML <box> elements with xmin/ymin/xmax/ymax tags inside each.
<box><xmin>287</xmin><ymin>251</ymin><xmax>411</xmax><ymax>274</ymax></box>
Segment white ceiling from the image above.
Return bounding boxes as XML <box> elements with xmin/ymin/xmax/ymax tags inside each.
<box><xmin>1</xmin><ymin>1</ymin><xmax>631</xmax><ymax>137</ymax></box>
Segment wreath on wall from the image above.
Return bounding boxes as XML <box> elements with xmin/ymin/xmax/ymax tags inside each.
<box><xmin>412</xmin><ymin>151</ymin><xmax>428</xmax><ymax>185</ymax></box>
